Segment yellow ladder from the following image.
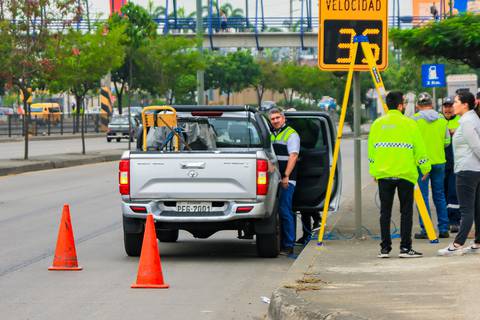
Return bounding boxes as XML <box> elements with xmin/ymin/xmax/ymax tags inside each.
<box><xmin>317</xmin><ymin>34</ymin><xmax>438</xmax><ymax>246</ymax></box>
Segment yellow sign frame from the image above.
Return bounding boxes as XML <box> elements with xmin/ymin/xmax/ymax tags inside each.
<box><xmin>317</xmin><ymin>35</ymin><xmax>438</xmax><ymax>246</ymax></box>
<box><xmin>318</xmin><ymin>0</ymin><xmax>389</xmax><ymax>71</ymax></box>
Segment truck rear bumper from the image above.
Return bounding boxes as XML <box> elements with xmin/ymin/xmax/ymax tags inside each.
<box><xmin>121</xmin><ymin>200</ymin><xmax>269</xmax><ymax>222</ymax></box>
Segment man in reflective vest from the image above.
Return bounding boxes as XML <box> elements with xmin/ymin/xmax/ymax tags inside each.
<box><xmin>269</xmin><ymin>108</ymin><xmax>300</xmax><ymax>256</ymax></box>
<box><xmin>412</xmin><ymin>92</ymin><xmax>451</xmax><ymax>239</ymax></box>
<box><xmin>368</xmin><ymin>91</ymin><xmax>431</xmax><ymax>258</ymax></box>
<box><xmin>442</xmin><ymin>97</ymin><xmax>461</xmax><ymax>233</ymax></box>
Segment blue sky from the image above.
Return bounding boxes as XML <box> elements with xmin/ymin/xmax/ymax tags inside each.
<box><xmin>90</xmin><ymin>0</ymin><xmax>413</xmax><ymax>19</ymax></box>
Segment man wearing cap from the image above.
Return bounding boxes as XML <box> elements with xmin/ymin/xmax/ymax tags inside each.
<box><xmin>442</xmin><ymin>97</ymin><xmax>461</xmax><ymax>232</ymax></box>
<box><xmin>269</xmin><ymin>108</ymin><xmax>300</xmax><ymax>256</ymax></box>
<box><xmin>413</xmin><ymin>92</ymin><xmax>451</xmax><ymax>239</ymax></box>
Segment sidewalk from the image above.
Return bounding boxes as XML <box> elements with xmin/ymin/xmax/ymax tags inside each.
<box><xmin>268</xmin><ymin>181</ymin><xmax>480</xmax><ymax>320</ymax></box>
<box><xmin>0</xmin><ymin>149</ymin><xmax>123</xmax><ymax>176</ymax></box>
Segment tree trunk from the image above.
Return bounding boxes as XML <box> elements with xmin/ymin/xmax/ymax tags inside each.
<box><xmin>23</xmin><ymin>96</ymin><xmax>29</xmax><ymax>160</ymax></box>
<box><xmin>255</xmin><ymin>86</ymin><xmax>264</xmax><ymax>106</ymax></box>
<box><xmin>226</xmin><ymin>90</ymin><xmax>231</xmax><ymax>105</ymax></box>
<box><xmin>76</xmin><ymin>95</ymin><xmax>86</xmax><ymax>155</ymax></box>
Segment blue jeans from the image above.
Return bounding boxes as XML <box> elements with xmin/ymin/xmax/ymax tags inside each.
<box><xmin>279</xmin><ymin>183</ymin><xmax>296</xmax><ymax>249</ymax></box>
<box><xmin>445</xmin><ymin>169</ymin><xmax>461</xmax><ymax>226</ymax></box>
<box><xmin>418</xmin><ymin>164</ymin><xmax>449</xmax><ymax>233</ymax></box>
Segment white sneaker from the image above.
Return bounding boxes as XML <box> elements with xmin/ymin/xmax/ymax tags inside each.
<box><xmin>463</xmin><ymin>243</ymin><xmax>480</xmax><ymax>254</ymax></box>
<box><xmin>437</xmin><ymin>243</ymin><xmax>464</xmax><ymax>256</ymax></box>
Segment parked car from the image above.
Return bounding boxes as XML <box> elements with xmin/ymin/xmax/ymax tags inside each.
<box><xmin>30</xmin><ymin>103</ymin><xmax>62</xmax><ymax>124</ymax></box>
<box><xmin>107</xmin><ymin>115</ymin><xmax>137</xmax><ymax>142</ymax></box>
<box><xmin>118</xmin><ymin>106</ymin><xmax>342</xmax><ymax>258</ymax></box>
<box><xmin>259</xmin><ymin>101</ymin><xmax>277</xmax><ymax>112</ymax></box>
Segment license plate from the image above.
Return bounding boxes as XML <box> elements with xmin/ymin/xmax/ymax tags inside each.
<box><xmin>176</xmin><ymin>202</ymin><xmax>212</xmax><ymax>212</ymax></box>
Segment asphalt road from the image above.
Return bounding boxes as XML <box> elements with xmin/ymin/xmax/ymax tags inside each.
<box><xmin>0</xmin><ymin>138</ymin><xmax>369</xmax><ymax>320</ymax></box>
<box><xmin>0</xmin><ymin>137</ymin><xmax>128</xmax><ymax>160</ymax></box>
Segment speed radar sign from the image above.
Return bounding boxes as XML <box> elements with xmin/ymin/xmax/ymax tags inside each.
<box><xmin>319</xmin><ymin>0</ymin><xmax>388</xmax><ymax>71</ymax></box>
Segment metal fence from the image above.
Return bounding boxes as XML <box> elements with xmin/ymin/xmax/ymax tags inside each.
<box><xmin>0</xmin><ymin>114</ymin><xmax>110</xmax><ymax>137</ymax></box>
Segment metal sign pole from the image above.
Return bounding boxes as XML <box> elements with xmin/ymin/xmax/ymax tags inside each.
<box><xmin>353</xmin><ymin>71</ymin><xmax>362</xmax><ymax>239</ymax></box>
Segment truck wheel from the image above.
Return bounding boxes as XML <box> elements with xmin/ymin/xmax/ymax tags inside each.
<box><xmin>124</xmin><ymin>231</ymin><xmax>143</xmax><ymax>257</ymax></box>
<box><xmin>158</xmin><ymin>229</ymin><xmax>179</xmax><ymax>242</ymax></box>
<box><xmin>107</xmin><ymin>138</ymin><xmax>111</xmax><ymax>142</ymax></box>
<box><xmin>116</xmin><ymin>138</ymin><xmax>121</xmax><ymax>142</ymax></box>
<box><xmin>256</xmin><ymin>210</ymin><xmax>280</xmax><ymax>258</ymax></box>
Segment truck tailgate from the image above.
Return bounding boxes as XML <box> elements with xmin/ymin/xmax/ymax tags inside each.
<box><xmin>129</xmin><ymin>153</ymin><xmax>258</xmax><ymax>200</ymax></box>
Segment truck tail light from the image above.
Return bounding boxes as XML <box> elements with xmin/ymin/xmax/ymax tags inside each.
<box><xmin>256</xmin><ymin>159</ymin><xmax>269</xmax><ymax>196</ymax></box>
<box><xmin>119</xmin><ymin>159</ymin><xmax>130</xmax><ymax>195</ymax></box>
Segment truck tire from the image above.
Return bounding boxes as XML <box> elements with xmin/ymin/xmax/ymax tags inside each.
<box><xmin>256</xmin><ymin>210</ymin><xmax>280</xmax><ymax>258</ymax></box>
<box><xmin>116</xmin><ymin>138</ymin><xmax>121</xmax><ymax>142</ymax></box>
<box><xmin>158</xmin><ymin>229</ymin><xmax>179</xmax><ymax>242</ymax></box>
<box><xmin>124</xmin><ymin>231</ymin><xmax>143</xmax><ymax>257</ymax></box>
<box><xmin>107</xmin><ymin>138</ymin><xmax>111</xmax><ymax>142</ymax></box>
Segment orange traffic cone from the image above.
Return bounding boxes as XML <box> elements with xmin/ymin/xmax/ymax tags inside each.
<box><xmin>131</xmin><ymin>214</ymin><xmax>169</xmax><ymax>289</ymax></box>
<box><xmin>48</xmin><ymin>204</ymin><xmax>82</xmax><ymax>271</ymax></box>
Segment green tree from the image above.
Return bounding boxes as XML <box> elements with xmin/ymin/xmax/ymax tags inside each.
<box><xmin>109</xmin><ymin>3</ymin><xmax>157</xmax><ymax>114</ymax></box>
<box><xmin>205</xmin><ymin>50</ymin><xmax>260</xmax><ymax>105</ymax></box>
<box><xmin>146</xmin><ymin>0</ymin><xmax>165</xmax><ymax>19</ymax></box>
<box><xmin>49</xmin><ymin>25</ymin><xmax>125</xmax><ymax>154</ymax></box>
<box><xmin>390</xmin><ymin>14</ymin><xmax>480</xmax><ymax>69</ymax></box>
<box><xmin>135</xmin><ymin>36</ymin><xmax>202</xmax><ymax>104</ymax></box>
<box><xmin>274</xmin><ymin>63</ymin><xmax>304</xmax><ymax>106</ymax></box>
<box><xmin>0</xmin><ymin>0</ymin><xmax>77</xmax><ymax>159</ymax></box>
<box><xmin>296</xmin><ymin>66</ymin><xmax>332</xmax><ymax>107</ymax></box>
<box><xmin>254</xmin><ymin>58</ymin><xmax>279</xmax><ymax>105</ymax></box>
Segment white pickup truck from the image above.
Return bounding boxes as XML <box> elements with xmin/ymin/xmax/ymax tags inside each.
<box><xmin>118</xmin><ymin>106</ymin><xmax>341</xmax><ymax>258</ymax></box>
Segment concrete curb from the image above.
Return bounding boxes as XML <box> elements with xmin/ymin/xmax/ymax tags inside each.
<box><xmin>267</xmin><ymin>190</ymin><xmax>372</xmax><ymax>320</ymax></box>
<box><xmin>268</xmin><ymin>288</ymin><xmax>368</xmax><ymax>320</ymax></box>
<box><xmin>0</xmin><ymin>151</ymin><xmax>122</xmax><ymax>176</ymax></box>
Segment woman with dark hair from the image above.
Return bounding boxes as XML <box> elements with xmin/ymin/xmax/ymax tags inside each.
<box><xmin>438</xmin><ymin>91</ymin><xmax>480</xmax><ymax>256</ymax></box>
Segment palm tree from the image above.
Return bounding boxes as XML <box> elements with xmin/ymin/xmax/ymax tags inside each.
<box><xmin>147</xmin><ymin>0</ymin><xmax>165</xmax><ymax>20</ymax></box>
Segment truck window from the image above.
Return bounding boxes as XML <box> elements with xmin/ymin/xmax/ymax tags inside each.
<box><xmin>287</xmin><ymin>118</ymin><xmax>326</xmax><ymax>149</ymax></box>
<box><xmin>208</xmin><ymin>118</ymin><xmax>262</xmax><ymax>148</ymax></box>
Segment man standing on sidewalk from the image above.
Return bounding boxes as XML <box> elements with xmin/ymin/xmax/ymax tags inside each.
<box><xmin>368</xmin><ymin>91</ymin><xmax>431</xmax><ymax>258</ymax></box>
<box><xmin>269</xmin><ymin>108</ymin><xmax>300</xmax><ymax>256</ymax></box>
<box><xmin>413</xmin><ymin>92</ymin><xmax>451</xmax><ymax>239</ymax></box>
<box><xmin>442</xmin><ymin>97</ymin><xmax>461</xmax><ymax>233</ymax></box>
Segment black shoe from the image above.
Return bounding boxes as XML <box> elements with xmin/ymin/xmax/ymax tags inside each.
<box><xmin>296</xmin><ymin>236</ymin><xmax>307</xmax><ymax>245</ymax></box>
<box><xmin>399</xmin><ymin>248</ymin><xmax>423</xmax><ymax>258</ymax></box>
<box><xmin>439</xmin><ymin>231</ymin><xmax>450</xmax><ymax>238</ymax></box>
<box><xmin>377</xmin><ymin>248</ymin><xmax>390</xmax><ymax>258</ymax></box>
<box><xmin>279</xmin><ymin>247</ymin><xmax>294</xmax><ymax>256</ymax></box>
<box><xmin>450</xmin><ymin>225</ymin><xmax>460</xmax><ymax>233</ymax></box>
<box><xmin>414</xmin><ymin>232</ymin><xmax>428</xmax><ymax>239</ymax></box>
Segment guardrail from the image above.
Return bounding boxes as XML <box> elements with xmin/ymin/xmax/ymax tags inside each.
<box><xmin>30</xmin><ymin>15</ymin><xmax>438</xmax><ymax>32</ymax></box>
<box><xmin>0</xmin><ymin>114</ymin><xmax>109</xmax><ymax>137</ymax></box>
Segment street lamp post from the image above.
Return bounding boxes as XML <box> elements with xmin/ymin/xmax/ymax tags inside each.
<box><xmin>196</xmin><ymin>0</ymin><xmax>205</xmax><ymax>105</ymax></box>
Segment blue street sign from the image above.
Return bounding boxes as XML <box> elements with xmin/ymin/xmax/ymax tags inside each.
<box><xmin>422</xmin><ymin>64</ymin><xmax>446</xmax><ymax>88</ymax></box>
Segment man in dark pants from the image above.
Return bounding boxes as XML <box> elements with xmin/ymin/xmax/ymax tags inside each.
<box><xmin>297</xmin><ymin>211</ymin><xmax>320</xmax><ymax>245</ymax></box>
<box><xmin>442</xmin><ymin>97</ymin><xmax>461</xmax><ymax>232</ymax></box>
<box><xmin>269</xmin><ymin>108</ymin><xmax>300</xmax><ymax>256</ymax></box>
<box><xmin>368</xmin><ymin>91</ymin><xmax>431</xmax><ymax>258</ymax></box>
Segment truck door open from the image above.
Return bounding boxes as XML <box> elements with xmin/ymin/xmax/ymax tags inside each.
<box><xmin>285</xmin><ymin>113</ymin><xmax>342</xmax><ymax>213</ymax></box>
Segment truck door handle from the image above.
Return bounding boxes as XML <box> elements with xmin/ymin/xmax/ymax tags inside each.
<box><xmin>181</xmin><ymin>162</ymin><xmax>206</xmax><ymax>169</ymax></box>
